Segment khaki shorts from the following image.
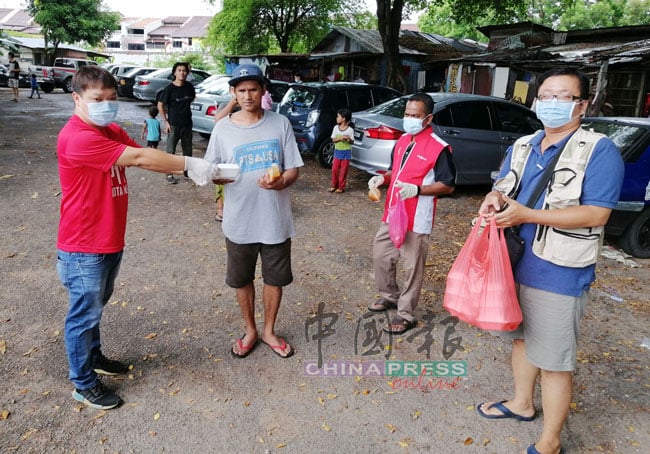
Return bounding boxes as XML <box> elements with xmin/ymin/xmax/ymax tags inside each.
<box><xmin>225</xmin><ymin>238</ymin><xmax>292</xmax><ymax>288</ymax></box>
<box><xmin>8</xmin><ymin>79</ymin><xmax>19</xmax><ymax>89</ymax></box>
<box><xmin>499</xmin><ymin>284</ymin><xmax>588</xmax><ymax>372</ymax></box>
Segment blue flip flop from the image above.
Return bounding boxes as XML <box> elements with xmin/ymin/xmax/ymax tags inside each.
<box><xmin>526</xmin><ymin>444</ymin><xmax>565</xmax><ymax>454</ymax></box>
<box><xmin>476</xmin><ymin>401</ymin><xmax>536</xmax><ymax>421</ymax></box>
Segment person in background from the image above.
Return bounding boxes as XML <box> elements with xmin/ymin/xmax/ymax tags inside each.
<box><xmin>141</xmin><ymin>106</ymin><xmax>161</xmax><ymax>148</ymax></box>
<box><xmin>7</xmin><ymin>52</ymin><xmax>20</xmax><ymax>102</ymax></box>
<box><xmin>328</xmin><ymin>108</ymin><xmax>354</xmax><ymax>193</ymax></box>
<box><xmin>475</xmin><ymin>68</ymin><xmax>624</xmax><ymax>454</ymax></box>
<box><xmin>261</xmin><ymin>79</ymin><xmax>273</xmax><ymax>111</ymax></box>
<box><xmin>157</xmin><ymin>62</ymin><xmax>195</xmax><ymax>184</ymax></box>
<box><xmin>28</xmin><ymin>73</ymin><xmax>41</xmax><ymax>99</ymax></box>
<box><xmin>293</xmin><ymin>72</ymin><xmax>303</xmax><ymax>83</ymax></box>
<box><xmin>205</xmin><ymin>63</ymin><xmax>304</xmax><ymax>359</ymax></box>
<box><xmin>367</xmin><ymin>93</ymin><xmax>456</xmax><ymax>333</ymax></box>
<box><xmin>57</xmin><ymin>66</ymin><xmax>215</xmax><ymax>410</ymax></box>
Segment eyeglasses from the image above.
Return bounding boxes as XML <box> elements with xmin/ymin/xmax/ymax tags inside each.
<box><xmin>537</xmin><ymin>94</ymin><xmax>583</xmax><ymax>103</ymax></box>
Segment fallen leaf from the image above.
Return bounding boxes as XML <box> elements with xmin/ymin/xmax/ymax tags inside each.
<box><xmin>322</xmin><ymin>423</ymin><xmax>331</xmax><ymax>432</ymax></box>
<box><xmin>93</xmin><ymin>410</ymin><xmax>106</xmax><ymax>419</ymax></box>
<box><xmin>385</xmin><ymin>423</ymin><xmax>397</xmax><ymax>433</ymax></box>
<box><xmin>483</xmin><ymin>437</ymin><xmax>491</xmax><ymax>446</ymax></box>
<box><xmin>145</xmin><ymin>333</ymin><xmax>157</xmax><ymax>340</ymax></box>
<box><xmin>98</xmin><ymin>436</ymin><xmax>108</xmax><ymax>445</ymax></box>
<box><xmin>276</xmin><ymin>443</ymin><xmax>287</xmax><ymax>448</ymax></box>
<box><xmin>31</xmin><ymin>192</ymin><xmax>38</xmax><ymax>199</ymax></box>
<box><xmin>398</xmin><ymin>440</ymin><xmax>410</xmax><ymax>447</ymax></box>
<box><xmin>464</xmin><ymin>437</ymin><xmax>474</xmax><ymax>445</ymax></box>
<box><xmin>149</xmin><ymin>431</ymin><xmax>157</xmax><ymax>436</ymax></box>
<box><xmin>412</xmin><ymin>410</ymin><xmax>421</xmax><ymax>420</ymax></box>
<box><xmin>327</xmin><ymin>393</ymin><xmax>337</xmax><ymax>399</ymax></box>
<box><xmin>153</xmin><ymin>412</ymin><xmax>160</xmax><ymax>420</ymax></box>
<box><xmin>0</xmin><ymin>340</ymin><xmax>6</xmax><ymax>354</ymax></box>
<box><xmin>0</xmin><ymin>410</ymin><xmax>9</xmax><ymax>420</ymax></box>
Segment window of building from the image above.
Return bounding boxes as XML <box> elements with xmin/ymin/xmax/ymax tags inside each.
<box><xmin>173</xmin><ymin>41</ymin><xmax>183</xmax><ymax>48</ymax></box>
<box><xmin>127</xmin><ymin>43</ymin><xmax>145</xmax><ymax>51</ymax></box>
<box><xmin>106</xmin><ymin>41</ymin><xmax>120</xmax><ymax>49</ymax></box>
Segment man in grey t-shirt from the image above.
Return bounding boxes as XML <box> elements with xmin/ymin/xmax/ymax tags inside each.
<box><xmin>205</xmin><ymin>63</ymin><xmax>303</xmax><ymax>359</ymax></box>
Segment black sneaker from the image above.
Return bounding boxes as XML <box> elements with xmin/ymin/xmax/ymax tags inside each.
<box><xmin>93</xmin><ymin>353</ymin><xmax>129</xmax><ymax>375</ymax></box>
<box><xmin>166</xmin><ymin>174</ymin><xmax>178</xmax><ymax>184</ymax></box>
<box><xmin>72</xmin><ymin>381</ymin><xmax>122</xmax><ymax>410</ymax></box>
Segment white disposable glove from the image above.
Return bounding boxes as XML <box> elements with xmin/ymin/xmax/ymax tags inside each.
<box><xmin>184</xmin><ymin>157</ymin><xmax>217</xmax><ymax>186</ymax></box>
<box><xmin>395</xmin><ymin>181</ymin><xmax>419</xmax><ymax>200</ymax></box>
<box><xmin>368</xmin><ymin>175</ymin><xmax>384</xmax><ymax>190</ymax></box>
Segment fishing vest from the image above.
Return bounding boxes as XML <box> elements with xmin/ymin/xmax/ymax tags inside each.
<box><xmin>494</xmin><ymin>127</ymin><xmax>607</xmax><ymax>268</ymax></box>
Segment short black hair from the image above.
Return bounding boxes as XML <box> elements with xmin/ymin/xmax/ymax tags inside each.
<box><xmin>537</xmin><ymin>68</ymin><xmax>590</xmax><ymax>99</ymax></box>
<box><xmin>337</xmin><ymin>108</ymin><xmax>352</xmax><ymax>123</ymax></box>
<box><xmin>149</xmin><ymin>106</ymin><xmax>159</xmax><ymax>117</ymax></box>
<box><xmin>8</xmin><ymin>52</ymin><xmax>14</xmax><ymax>57</ymax></box>
<box><xmin>407</xmin><ymin>93</ymin><xmax>435</xmax><ymax>115</ymax></box>
<box><xmin>172</xmin><ymin>62</ymin><xmax>189</xmax><ymax>74</ymax></box>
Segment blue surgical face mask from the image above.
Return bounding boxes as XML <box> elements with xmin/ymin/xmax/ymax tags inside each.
<box><xmin>83</xmin><ymin>99</ymin><xmax>119</xmax><ymax>126</ymax></box>
<box><xmin>534</xmin><ymin>99</ymin><xmax>579</xmax><ymax>128</ymax></box>
<box><xmin>402</xmin><ymin>117</ymin><xmax>426</xmax><ymax>135</ymax></box>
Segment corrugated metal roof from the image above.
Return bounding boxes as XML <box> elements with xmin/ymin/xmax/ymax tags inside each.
<box><xmin>172</xmin><ymin>16</ymin><xmax>211</xmax><ymax>38</ymax></box>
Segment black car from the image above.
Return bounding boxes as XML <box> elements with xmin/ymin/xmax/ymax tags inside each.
<box><xmin>116</xmin><ymin>67</ymin><xmax>158</xmax><ymax>98</ymax></box>
<box><xmin>277</xmin><ymin>82</ymin><xmax>401</xmax><ymax>167</ymax></box>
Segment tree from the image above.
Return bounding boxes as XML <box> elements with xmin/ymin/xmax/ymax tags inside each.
<box><xmin>207</xmin><ymin>0</ymin><xmax>370</xmax><ymax>55</ymax></box>
<box><xmin>27</xmin><ymin>0</ymin><xmax>120</xmax><ymax>64</ymax></box>
<box><xmin>376</xmin><ymin>0</ymin><xmax>426</xmax><ymax>93</ymax></box>
<box><xmin>418</xmin><ymin>0</ymin><xmax>494</xmax><ymax>41</ymax></box>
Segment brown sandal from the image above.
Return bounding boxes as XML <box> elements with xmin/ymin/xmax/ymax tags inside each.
<box><xmin>383</xmin><ymin>315</ymin><xmax>415</xmax><ymax>334</ymax></box>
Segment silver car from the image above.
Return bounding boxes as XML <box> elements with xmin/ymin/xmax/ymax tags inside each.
<box><xmin>192</xmin><ymin>78</ymin><xmax>289</xmax><ymax>139</ymax></box>
<box><xmin>350</xmin><ymin>93</ymin><xmax>543</xmax><ymax>185</ymax></box>
<box><xmin>133</xmin><ymin>67</ymin><xmax>212</xmax><ymax>103</ymax></box>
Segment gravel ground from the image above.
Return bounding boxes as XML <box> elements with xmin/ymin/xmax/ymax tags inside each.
<box><xmin>0</xmin><ymin>88</ymin><xmax>648</xmax><ymax>453</ymax></box>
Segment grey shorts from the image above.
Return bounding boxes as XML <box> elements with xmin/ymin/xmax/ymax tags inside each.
<box><xmin>225</xmin><ymin>238</ymin><xmax>292</xmax><ymax>288</ymax></box>
<box><xmin>499</xmin><ymin>284</ymin><xmax>588</xmax><ymax>372</ymax></box>
<box><xmin>8</xmin><ymin>78</ymin><xmax>19</xmax><ymax>89</ymax></box>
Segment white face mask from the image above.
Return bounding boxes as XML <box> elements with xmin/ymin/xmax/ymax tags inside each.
<box><xmin>80</xmin><ymin>98</ymin><xmax>119</xmax><ymax>126</ymax></box>
<box><xmin>402</xmin><ymin>117</ymin><xmax>425</xmax><ymax>135</ymax></box>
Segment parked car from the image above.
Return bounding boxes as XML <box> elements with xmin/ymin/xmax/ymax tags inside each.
<box><xmin>582</xmin><ymin>117</ymin><xmax>650</xmax><ymax>258</ymax></box>
<box><xmin>0</xmin><ymin>64</ymin><xmax>32</xmax><ymax>88</ymax></box>
<box><xmin>191</xmin><ymin>78</ymin><xmax>289</xmax><ymax>139</ymax></box>
<box><xmin>133</xmin><ymin>67</ymin><xmax>212</xmax><ymax>103</ymax></box>
<box><xmin>109</xmin><ymin>64</ymin><xmax>137</xmax><ymax>80</ymax></box>
<box><xmin>277</xmin><ymin>82</ymin><xmax>401</xmax><ymax>167</ymax></box>
<box><xmin>350</xmin><ymin>93</ymin><xmax>543</xmax><ymax>185</ymax></box>
<box><xmin>116</xmin><ymin>66</ymin><xmax>157</xmax><ymax>98</ymax></box>
<box><xmin>194</xmin><ymin>74</ymin><xmax>229</xmax><ymax>94</ymax></box>
<box><xmin>32</xmin><ymin>58</ymin><xmax>98</xmax><ymax>93</ymax></box>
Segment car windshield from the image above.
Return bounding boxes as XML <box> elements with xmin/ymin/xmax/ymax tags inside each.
<box><xmin>364</xmin><ymin>97</ymin><xmax>408</xmax><ymax>118</ymax></box>
<box><xmin>147</xmin><ymin>68</ymin><xmax>171</xmax><ymax>79</ymax></box>
<box><xmin>282</xmin><ymin>87</ymin><xmax>318</xmax><ymax>108</ymax></box>
<box><xmin>202</xmin><ymin>78</ymin><xmax>231</xmax><ymax>96</ymax></box>
<box><xmin>583</xmin><ymin>120</ymin><xmax>647</xmax><ymax>159</ymax></box>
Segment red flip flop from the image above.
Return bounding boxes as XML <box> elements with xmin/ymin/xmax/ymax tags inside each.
<box><xmin>231</xmin><ymin>335</ymin><xmax>257</xmax><ymax>358</ymax></box>
<box><xmin>262</xmin><ymin>337</ymin><xmax>294</xmax><ymax>358</ymax></box>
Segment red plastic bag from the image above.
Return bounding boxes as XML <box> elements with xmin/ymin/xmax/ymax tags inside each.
<box><xmin>388</xmin><ymin>198</ymin><xmax>408</xmax><ymax>249</ymax></box>
<box><xmin>443</xmin><ymin>216</ymin><xmax>521</xmax><ymax>331</ymax></box>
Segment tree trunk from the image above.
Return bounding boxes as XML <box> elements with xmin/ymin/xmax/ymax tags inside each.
<box><xmin>377</xmin><ymin>0</ymin><xmax>407</xmax><ymax>93</ymax></box>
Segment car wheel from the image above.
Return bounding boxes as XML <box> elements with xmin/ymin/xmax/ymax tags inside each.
<box><xmin>618</xmin><ymin>207</ymin><xmax>650</xmax><ymax>258</ymax></box>
<box><xmin>317</xmin><ymin>140</ymin><xmax>335</xmax><ymax>168</ymax></box>
<box><xmin>199</xmin><ymin>133</ymin><xmax>211</xmax><ymax>140</ymax></box>
<box><xmin>63</xmin><ymin>78</ymin><xmax>73</xmax><ymax>93</ymax></box>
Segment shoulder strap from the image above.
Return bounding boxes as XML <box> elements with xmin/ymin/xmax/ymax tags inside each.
<box><xmin>522</xmin><ymin>135</ymin><xmax>571</xmax><ymax>208</ymax></box>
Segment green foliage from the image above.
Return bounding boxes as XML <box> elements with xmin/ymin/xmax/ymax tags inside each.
<box><xmin>27</xmin><ymin>0</ymin><xmax>120</xmax><ymax>63</ymax></box>
<box><xmin>429</xmin><ymin>0</ymin><xmax>650</xmax><ymax>30</ymax></box>
<box><xmin>418</xmin><ymin>0</ymin><xmax>493</xmax><ymax>41</ymax></box>
<box><xmin>206</xmin><ymin>0</ymin><xmax>372</xmax><ymax>55</ymax></box>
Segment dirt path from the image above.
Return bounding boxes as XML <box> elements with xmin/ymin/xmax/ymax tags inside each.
<box><xmin>0</xmin><ymin>89</ymin><xmax>648</xmax><ymax>453</ymax></box>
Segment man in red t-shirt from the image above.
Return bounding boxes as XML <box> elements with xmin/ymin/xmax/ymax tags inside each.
<box><xmin>367</xmin><ymin>93</ymin><xmax>456</xmax><ymax>334</ymax></box>
<box><xmin>57</xmin><ymin>66</ymin><xmax>215</xmax><ymax>410</ymax></box>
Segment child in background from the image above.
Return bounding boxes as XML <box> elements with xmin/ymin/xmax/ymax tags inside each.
<box><xmin>329</xmin><ymin>108</ymin><xmax>354</xmax><ymax>193</ymax></box>
<box><xmin>141</xmin><ymin>106</ymin><xmax>162</xmax><ymax>148</ymax></box>
<box><xmin>28</xmin><ymin>73</ymin><xmax>41</xmax><ymax>99</ymax></box>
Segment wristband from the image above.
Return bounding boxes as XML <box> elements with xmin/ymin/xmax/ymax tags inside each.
<box><xmin>416</xmin><ymin>185</ymin><xmax>421</xmax><ymax>196</ymax></box>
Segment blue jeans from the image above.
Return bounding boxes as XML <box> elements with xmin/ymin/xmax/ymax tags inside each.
<box><xmin>57</xmin><ymin>250</ymin><xmax>123</xmax><ymax>390</ymax></box>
